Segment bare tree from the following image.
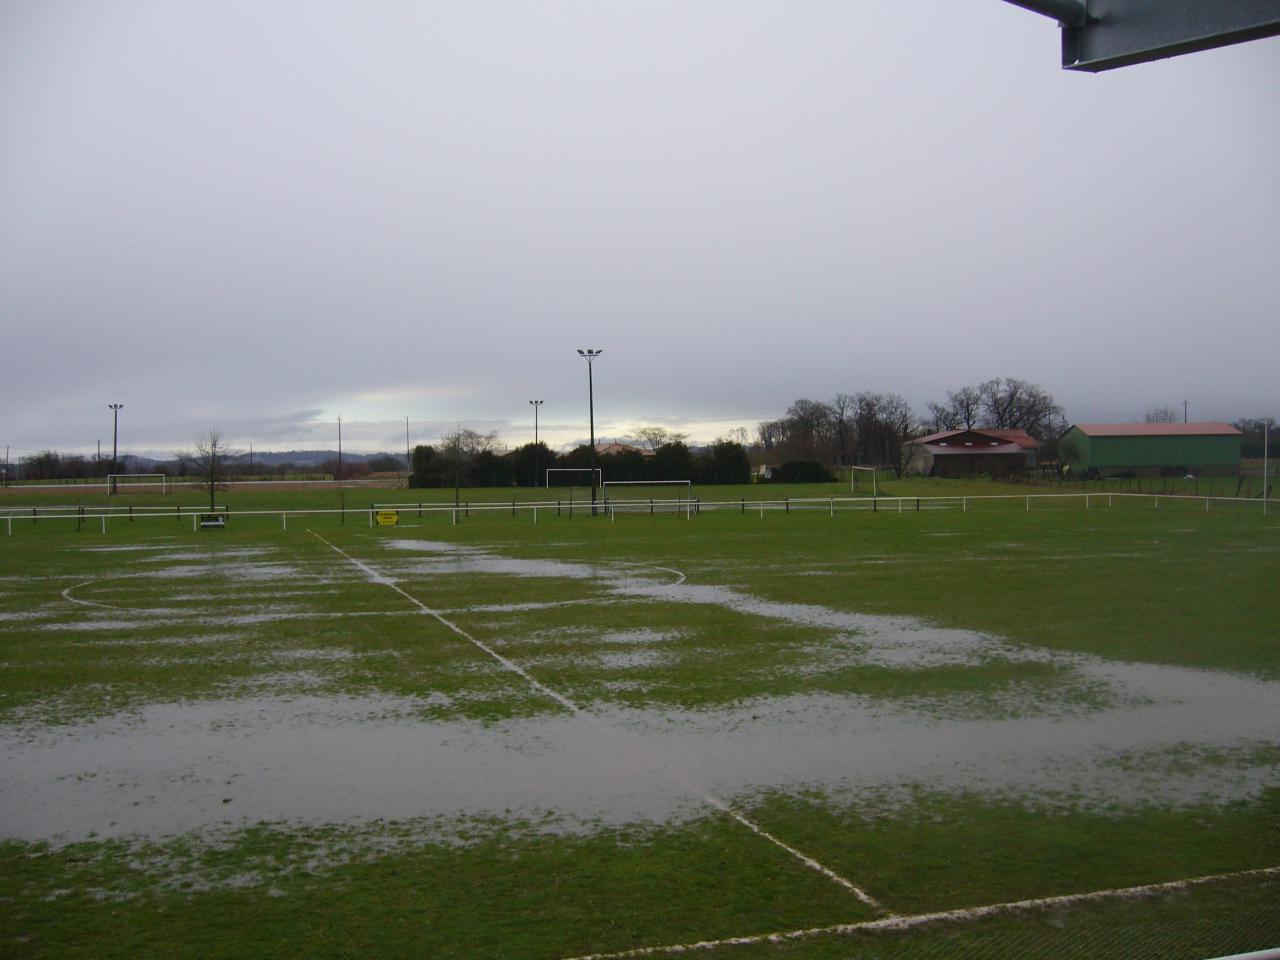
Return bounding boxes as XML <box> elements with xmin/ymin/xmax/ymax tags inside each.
<box><xmin>177</xmin><ymin>430</ymin><xmax>236</xmax><ymax>511</ymax></box>
<box><xmin>629</xmin><ymin>426</ymin><xmax>689</xmax><ymax>453</ymax></box>
<box><xmin>756</xmin><ymin>419</ymin><xmax>786</xmax><ymax>454</ymax></box>
<box><xmin>1144</xmin><ymin>405</ymin><xmax>1181</xmax><ymax>423</ymax></box>
<box><xmin>926</xmin><ymin>386</ymin><xmax>982</xmax><ymax>432</ymax></box>
<box><xmin>830</xmin><ymin>393</ymin><xmax>855</xmax><ymax>465</ymax></box>
<box><xmin>785</xmin><ymin>398</ymin><xmax>835</xmax><ymax>461</ymax></box>
<box><xmin>439</xmin><ymin>426</ymin><xmax>499</xmax><ymax>506</ymax></box>
<box><xmin>976</xmin><ymin>378</ymin><xmax>1062</xmax><ymax>441</ymax></box>
<box><xmin>852</xmin><ymin>391</ymin><xmax>916</xmax><ymax>472</ymax></box>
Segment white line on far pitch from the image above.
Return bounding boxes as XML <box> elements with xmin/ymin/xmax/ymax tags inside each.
<box><xmin>307</xmin><ymin>530</ymin><xmax>889</xmax><ymax>915</ymax></box>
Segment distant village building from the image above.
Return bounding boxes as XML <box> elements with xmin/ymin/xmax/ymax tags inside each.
<box><xmin>1059</xmin><ymin>422</ymin><xmax>1241</xmax><ymax>478</ymax></box>
<box><xmin>904</xmin><ymin>428</ymin><xmax>1040</xmax><ymax>477</ymax></box>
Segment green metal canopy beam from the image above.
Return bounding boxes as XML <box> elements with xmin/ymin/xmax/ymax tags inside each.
<box><xmin>1003</xmin><ymin>0</ymin><xmax>1280</xmax><ymax>71</ymax></box>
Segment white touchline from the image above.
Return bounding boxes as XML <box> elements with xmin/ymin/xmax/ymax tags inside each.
<box><xmin>307</xmin><ymin>530</ymin><xmax>889</xmax><ymax>914</ymax></box>
<box><xmin>559</xmin><ymin>865</ymin><xmax>1280</xmax><ymax>960</ymax></box>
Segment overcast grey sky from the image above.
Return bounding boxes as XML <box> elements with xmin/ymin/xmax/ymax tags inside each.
<box><xmin>2</xmin><ymin>0</ymin><xmax>1277</xmax><ymax>458</ymax></box>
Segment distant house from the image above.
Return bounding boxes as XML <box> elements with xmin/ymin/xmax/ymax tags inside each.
<box><xmin>1059</xmin><ymin>422</ymin><xmax>1241</xmax><ymax>478</ymax></box>
<box><xmin>904</xmin><ymin>428</ymin><xmax>1040</xmax><ymax>477</ymax></box>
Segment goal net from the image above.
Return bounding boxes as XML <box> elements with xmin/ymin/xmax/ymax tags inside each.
<box><xmin>107</xmin><ymin>473</ymin><xmax>168</xmax><ymax>495</ymax></box>
<box><xmin>602</xmin><ymin>480</ymin><xmax>695</xmax><ymax>515</ymax></box>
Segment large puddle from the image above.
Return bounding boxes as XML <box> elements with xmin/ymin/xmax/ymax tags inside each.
<box><xmin>3</xmin><ymin>658</ymin><xmax>1278</xmax><ymax>844</ymax></box>
<box><xmin>3</xmin><ymin>537</ymin><xmax>1278</xmax><ymax>844</ymax></box>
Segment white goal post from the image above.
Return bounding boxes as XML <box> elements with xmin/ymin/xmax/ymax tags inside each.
<box><xmin>107</xmin><ymin>473</ymin><xmax>168</xmax><ymax>494</ymax></box>
<box><xmin>849</xmin><ymin>466</ymin><xmax>878</xmax><ymax>497</ymax></box>
<box><xmin>602</xmin><ymin>480</ymin><xmax>695</xmax><ymax>517</ymax></box>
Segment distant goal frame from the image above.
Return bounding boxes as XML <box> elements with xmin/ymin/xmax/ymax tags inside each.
<box><xmin>602</xmin><ymin>479</ymin><xmax>696</xmax><ymax>518</ymax></box>
<box><xmin>849</xmin><ymin>466</ymin><xmax>878</xmax><ymax>497</ymax></box>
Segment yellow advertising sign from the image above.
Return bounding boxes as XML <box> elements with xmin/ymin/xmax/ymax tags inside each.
<box><xmin>375</xmin><ymin>510</ymin><xmax>400</xmax><ymax>527</ymax></box>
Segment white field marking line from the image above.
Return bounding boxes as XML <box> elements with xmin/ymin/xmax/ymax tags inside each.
<box><xmin>307</xmin><ymin>530</ymin><xmax>888</xmax><ymax>914</ymax></box>
<box><xmin>648</xmin><ymin>565</ymin><xmax>687</xmax><ymax>586</ymax></box>
<box><xmin>59</xmin><ymin>570</ymin><xmax>435</xmax><ymax>621</ymax></box>
<box><xmin>60</xmin><ymin>581</ymin><xmax>117</xmax><ymax>609</ymax></box>
<box><xmin>561</xmin><ymin>864</ymin><xmax>1280</xmax><ymax>960</ymax></box>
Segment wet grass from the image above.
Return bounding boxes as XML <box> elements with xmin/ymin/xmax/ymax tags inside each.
<box><xmin>1</xmin><ymin>489</ymin><xmax>1278</xmax><ymax>958</ymax></box>
<box><xmin>1</xmin><ymin>815</ymin><xmax>875</xmax><ymax>960</ymax></box>
<box><xmin>2</xmin><ymin>792</ymin><xmax>1277</xmax><ymax>959</ymax></box>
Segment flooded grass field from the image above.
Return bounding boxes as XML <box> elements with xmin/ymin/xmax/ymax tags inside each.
<box><xmin>2</xmin><ymin>499</ymin><xmax>1279</xmax><ymax>958</ymax></box>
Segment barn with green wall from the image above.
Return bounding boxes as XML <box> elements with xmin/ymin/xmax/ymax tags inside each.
<box><xmin>1060</xmin><ymin>423</ymin><xmax>1241</xmax><ymax>477</ymax></box>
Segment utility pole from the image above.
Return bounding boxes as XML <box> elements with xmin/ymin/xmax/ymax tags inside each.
<box><xmin>405</xmin><ymin>416</ymin><xmax>411</xmax><ymax>480</ymax></box>
<box><xmin>337</xmin><ymin>416</ymin><xmax>343</xmax><ymax>481</ymax></box>
<box><xmin>1183</xmin><ymin>399</ymin><xmax>1188</xmax><ymax>423</ymax></box>
<box><xmin>577</xmin><ymin>349</ymin><xmax>603</xmax><ymax>514</ymax></box>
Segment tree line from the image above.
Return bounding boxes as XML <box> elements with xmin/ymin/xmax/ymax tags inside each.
<box><xmin>756</xmin><ymin>378</ymin><xmax>1066</xmax><ymax>475</ymax></box>
<box><xmin>13</xmin><ymin>386</ymin><xmax>1272</xmax><ymax>484</ymax></box>
<box><xmin>410</xmin><ymin>427</ymin><xmax>752</xmax><ymax>488</ymax></box>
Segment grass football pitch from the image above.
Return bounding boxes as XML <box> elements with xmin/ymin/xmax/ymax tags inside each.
<box><xmin>1</xmin><ymin>488</ymin><xmax>1278</xmax><ymax>958</ymax></box>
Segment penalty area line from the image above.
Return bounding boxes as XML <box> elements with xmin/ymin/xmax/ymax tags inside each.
<box><xmin>560</xmin><ymin>865</ymin><xmax>1280</xmax><ymax>960</ymax></box>
<box><xmin>306</xmin><ymin>529</ymin><xmax>889</xmax><ymax>915</ymax></box>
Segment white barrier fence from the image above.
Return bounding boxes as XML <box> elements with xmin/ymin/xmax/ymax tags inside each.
<box><xmin>1</xmin><ymin>490</ymin><xmax>1272</xmax><ymax>536</ymax></box>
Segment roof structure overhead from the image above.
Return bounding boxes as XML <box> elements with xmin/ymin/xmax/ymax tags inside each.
<box><xmin>1070</xmin><ymin>423</ymin><xmax>1241</xmax><ymax>438</ymax></box>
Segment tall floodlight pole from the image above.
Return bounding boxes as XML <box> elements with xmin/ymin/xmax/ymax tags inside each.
<box><xmin>405</xmin><ymin>417</ymin><xmax>411</xmax><ymax>480</ymax></box>
<box><xmin>529</xmin><ymin>400</ymin><xmax>543</xmax><ymax>487</ymax></box>
<box><xmin>108</xmin><ymin>403</ymin><xmax>123</xmax><ymax>476</ymax></box>
<box><xmin>337</xmin><ymin>416</ymin><xmax>343</xmax><ymax>481</ymax></box>
<box><xmin>577</xmin><ymin>349</ymin><xmax>603</xmax><ymax>514</ymax></box>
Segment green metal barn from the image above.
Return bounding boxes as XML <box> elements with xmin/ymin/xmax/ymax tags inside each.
<box><xmin>1059</xmin><ymin>422</ymin><xmax>1241</xmax><ymax>478</ymax></box>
